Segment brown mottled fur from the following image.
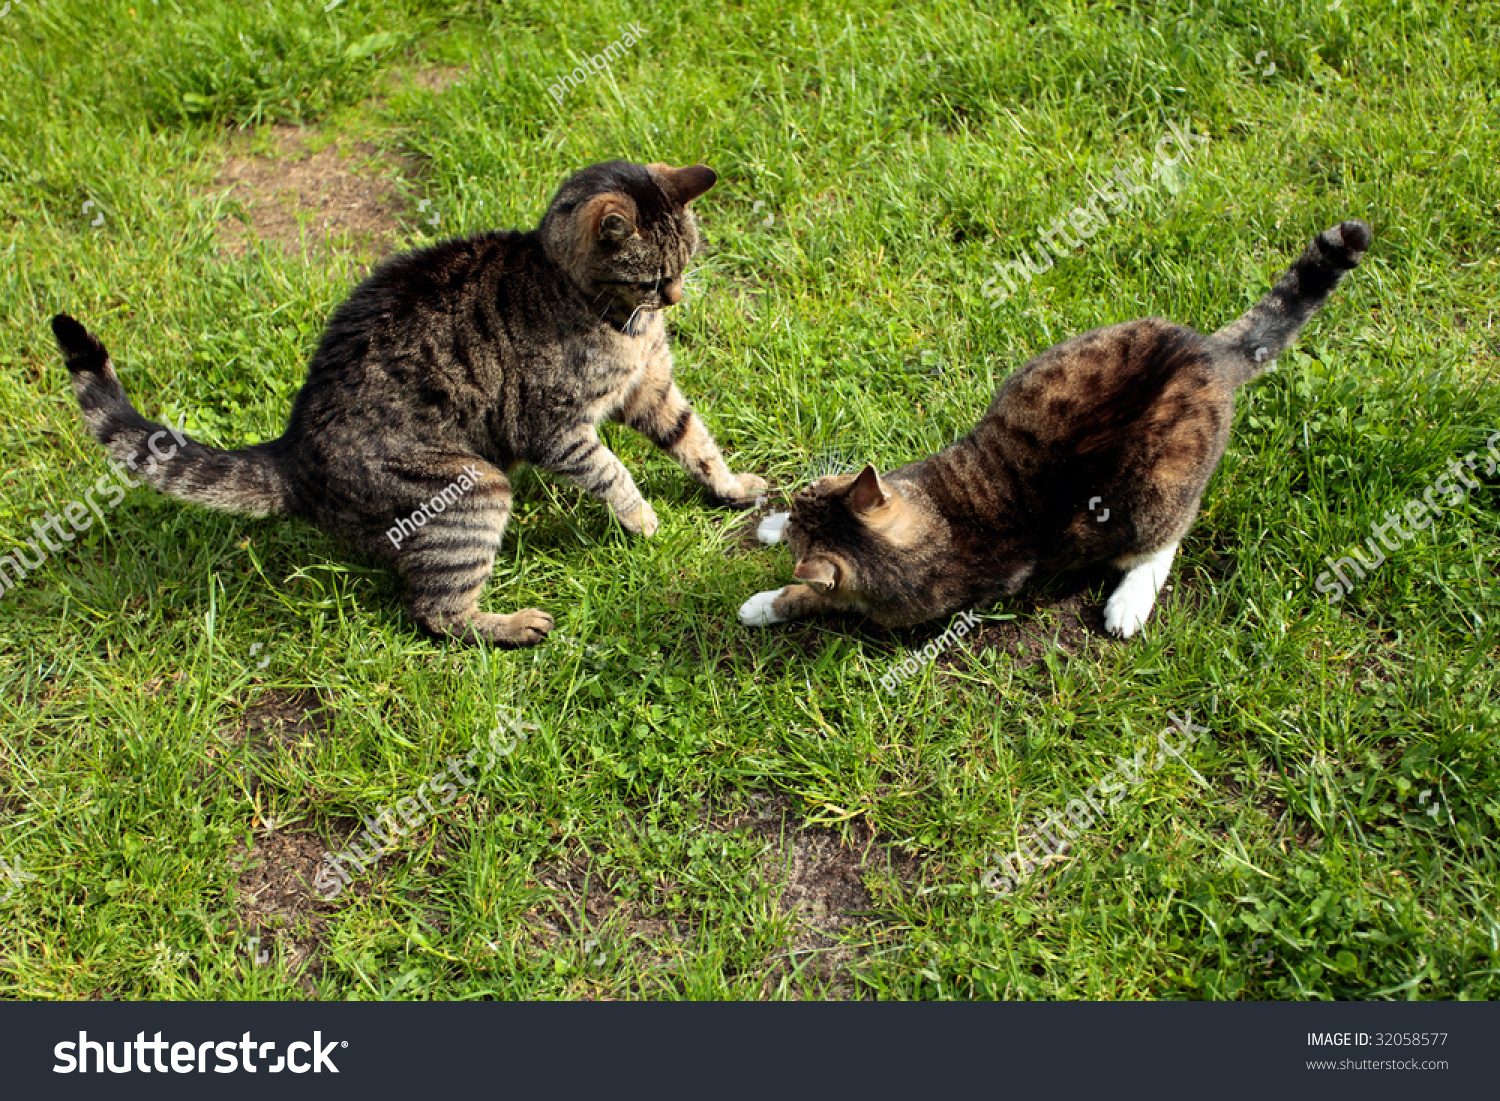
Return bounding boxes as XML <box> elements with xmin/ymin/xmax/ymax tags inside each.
<box><xmin>54</xmin><ymin>160</ymin><xmax>765</xmax><ymax>645</ymax></box>
<box><xmin>745</xmin><ymin>220</ymin><xmax>1371</xmax><ymax>636</ymax></box>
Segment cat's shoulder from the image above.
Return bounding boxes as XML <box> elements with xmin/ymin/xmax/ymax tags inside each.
<box><xmin>362</xmin><ymin>229</ymin><xmax>537</xmax><ymax>292</ymax></box>
<box><xmin>324</xmin><ymin>231</ymin><xmax>544</xmax><ymax>333</ymax></box>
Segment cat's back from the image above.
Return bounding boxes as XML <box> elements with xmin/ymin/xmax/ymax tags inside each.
<box><xmin>987</xmin><ymin>317</ymin><xmax>1221</xmax><ymax>444</ymax></box>
<box><xmin>289</xmin><ymin>230</ymin><xmax>563</xmax><ymax>409</ymax></box>
<box><xmin>276</xmin><ymin>229</ymin><xmax>564</xmax><ymax>461</ymax></box>
<box><xmin>316</xmin><ymin>229</ymin><xmax>540</xmax><ymax>358</ymax></box>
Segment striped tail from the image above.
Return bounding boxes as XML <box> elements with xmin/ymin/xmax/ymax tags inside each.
<box><xmin>51</xmin><ymin>314</ymin><xmax>292</xmax><ymax>517</ymax></box>
<box><xmin>1211</xmin><ymin>219</ymin><xmax>1371</xmax><ymax>387</ymax></box>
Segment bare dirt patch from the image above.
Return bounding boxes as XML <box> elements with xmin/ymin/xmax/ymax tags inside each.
<box><xmin>211</xmin><ymin>124</ymin><xmax>413</xmax><ymax>260</ymax></box>
<box><xmin>394</xmin><ymin>65</ymin><xmax>468</xmax><ymax>94</ymax></box>
<box><xmin>223</xmin><ymin>688</ymin><xmax>334</xmax><ymax>758</ymax></box>
<box><xmin>732</xmin><ymin>499</ymin><xmax>780</xmax><ymax>553</ymax></box>
<box><xmin>523</xmin><ymin>794</ymin><xmax>920</xmax><ymax>998</ymax></box>
<box><xmin>957</xmin><ymin>589</ymin><xmax>1104</xmax><ymax>669</ymax></box>
<box><xmin>175</xmin><ymin>690</ymin><xmax>334</xmax><ymax>804</ymax></box>
<box><xmin>716</xmin><ymin>793</ymin><xmax>920</xmax><ymax>998</ymax></box>
<box><xmin>230</xmin><ymin>830</ymin><xmax>338</xmax><ymax>988</ymax></box>
<box><xmin>210</xmin><ymin>689</ymin><xmax>334</xmax><ymax>797</ymax></box>
<box><xmin>943</xmin><ymin>565</ymin><xmax>1207</xmax><ymax>671</ymax></box>
<box><xmin>525</xmin><ymin>858</ymin><xmax>692</xmax><ymax>987</ymax></box>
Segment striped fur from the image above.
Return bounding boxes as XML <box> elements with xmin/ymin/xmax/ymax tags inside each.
<box><xmin>52</xmin><ymin>314</ymin><xmax>291</xmax><ymax>515</ymax></box>
<box><xmin>1211</xmin><ymin>220</ymin><xmax>1371</xmax><ymax>385</ymax></box>
<box><xmin>54</xmin><ymin>160</ymin><xmax>765</xmax><ymax>646</ymax></box>
<box><xmin>742</xmin><ymin>219</ymin><xmax>1370</xmax><ymax>637</ymax></box>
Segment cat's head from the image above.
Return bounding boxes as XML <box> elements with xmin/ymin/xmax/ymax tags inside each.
<box><xmin>542</xmin><ymin>160</ymin><xmax>716</xmax><ymax>321</ymax></box>
<box><xmin>783</xmin><ymin>465</ymin><xmax>928</xmax><ymax>601</ymax></box>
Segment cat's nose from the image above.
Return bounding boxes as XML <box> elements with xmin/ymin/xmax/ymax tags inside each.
<box><xmin>661</xmin><ymin>279</ymin><xmax>683</xmax><ymax>306</ymax></box>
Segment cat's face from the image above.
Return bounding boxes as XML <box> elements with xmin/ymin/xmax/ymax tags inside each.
<box><xmin>544</xmin><ymin>160</ymin><xmax>716</xmax><ymax>320</ymax></box>
<box><xmin>783</xmin><ymin>466</ymin><xmax>926</xmax><ymax>600</ymax></box>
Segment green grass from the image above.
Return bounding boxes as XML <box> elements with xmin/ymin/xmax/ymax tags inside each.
<box><xmin>1</xmin><ymin>0</ymin><xmax>1498</xmax><ymax>1000</ymax></box>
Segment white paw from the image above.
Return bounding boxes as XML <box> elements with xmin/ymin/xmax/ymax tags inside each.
<box><xmin>738</xmin><ymin>588</ymin><xmax>786</xmax><ymax>627</ymax></box>
<box><xmin>1105</xmin><ymin>543</ymin><xmax>1177</xmax><ymax>639</ymax></box>
<box><xmin>757</xmin><ymin>511</ymin><xmax>791</xmax><ymax>545</ymax></box>
<box><xmin>1103</xmin><ymin>575</ymin><xmax>1157</xmax><ymax>638</ymax></box>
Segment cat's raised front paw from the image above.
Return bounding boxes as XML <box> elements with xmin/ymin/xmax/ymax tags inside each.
<box><xmin>719</xmin><ymin>473</ymin><xmax>769</xmax><ymax>509</ymax></box>
<box><xmin>738</xmin><ymin>588</ymin><xmax>787</xmax><ymax>627</ymax></box>
<box><xmin>756</xmin><ymin>511</ymin><xmax>791</xmax><ymax>545</ymax></box>
<box><xmin>618</xmin><ymin>499</ymin><xmax>659</xmax><ymax>537</ymax></box>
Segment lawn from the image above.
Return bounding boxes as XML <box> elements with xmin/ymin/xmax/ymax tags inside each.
<box><xmin>0</xmin><ymin>0</ymin><xmax>1497</xmax><ymax>1000</ymax></box>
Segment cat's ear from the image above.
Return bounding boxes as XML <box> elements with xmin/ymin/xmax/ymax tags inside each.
<box><xmin>847</xmin><ymin>465</ymin><xmax>890</xmax><ymax>512</ymax></box>
<box><xmin>597</xmin><ymin>210</ymin><xmax>637</xmax><ymax>242</ymax></box>
<box><xmin>650</xmin><ymin>163</ymin><xmax>718</xmax><ymax>205</ymax></box>
<box><xmin>585</xmin><ymin>194</ymin><xmax>639</xmax><ymax>242</ymax></box>
<box><xmin>793</xmin><ymin>558</ymin><xmax>837</xmax><ymax>593</ymax></box>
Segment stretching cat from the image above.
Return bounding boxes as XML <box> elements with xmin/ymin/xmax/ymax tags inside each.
<box><xmin>54</xmin><ymin>160</ymin><xmax>765</xmax><ymax>645</ymax></box>
<box><xmin>740</xmin><ymin>219</ymin><xmax>1370</xmax><ymax>638</ymax></box>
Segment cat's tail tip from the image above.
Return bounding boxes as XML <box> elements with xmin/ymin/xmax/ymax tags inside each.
<box><xmin>52</xmin><ymin>312</ymin><xmax>133</xmax><ymax>430</ymax></box>
<box><xmin>1320</xmin><ymin>219</ymin><xmax>1371</xmax><ymax>270</ymax></box>
<box><xmin>52</xmin><ymin>313</ymin><xmax>113</xmax><ymax>376</ymax></box>
<box><xmin>1333</xmin><ymin>219</ymin><xmax>1372</xmax><ymax>257</ymax></box>
<box><xmin>1211</xmin><ymin>218</ymin><xmax>1372</xmax><ymax>386</ymax></box>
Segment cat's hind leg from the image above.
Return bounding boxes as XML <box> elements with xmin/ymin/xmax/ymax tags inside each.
<box><xmin>383</xmin><ymin>459</ymin><xmax>553</xmax><ymax>646</ymax></box>
<box><xmin>1103</xmin><ymin>541</ymin><xmax>1179</xmax><ymax>639</ymax></box>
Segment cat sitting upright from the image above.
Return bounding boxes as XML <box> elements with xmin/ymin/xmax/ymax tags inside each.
<box><xmin>54</xmin><ymin>160</ymin><xmax>765</xmax><ymax>645</ymax></box>
<box><xmin>740</xmin><ymin>219</ymin><xmax>1370</xmax><ymax>638</ymax></box>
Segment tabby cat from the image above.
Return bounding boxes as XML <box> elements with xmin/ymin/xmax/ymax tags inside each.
<box><xmin>54</xmin><ymin>160</ymin><xmax>765</xmax><ymax>645</ymax></box>
<box><xmin>740</xmin><ymin>219</ymin><xmax>1371</xmax><ymax>638</ymax></box>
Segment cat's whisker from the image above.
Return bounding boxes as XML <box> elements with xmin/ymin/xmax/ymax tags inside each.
<box><xmin>593</xmin><ymin>291</ymin><xmax>617</xmax><ymax>323</ymax></box>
